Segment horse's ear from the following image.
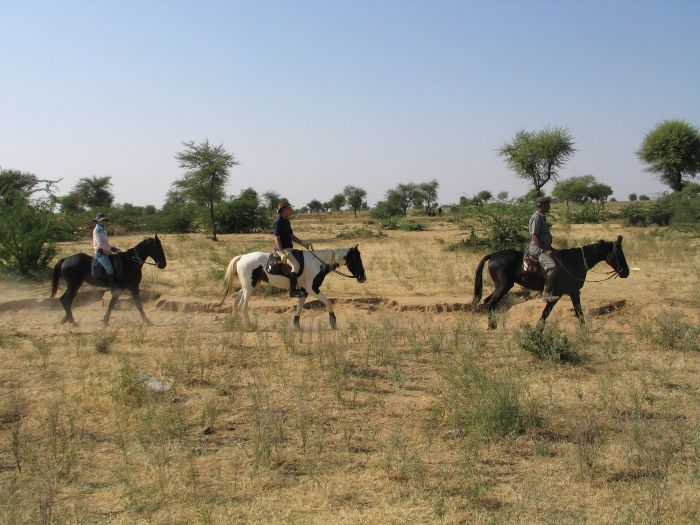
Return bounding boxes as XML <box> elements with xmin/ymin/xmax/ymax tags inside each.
<box><xmin>155</xmin><ymin>233</ymin><xmax>159</xmax><ymax>241</ymax></box>
<box><xmin>617</xmin><ymin>235</ymin><xmax>623</xmax><ymax>243</ymax></box>
<box><xmin>354</xmin><ymin>244</ymin><xmax>359</xmax><ymax>250</ymax></box>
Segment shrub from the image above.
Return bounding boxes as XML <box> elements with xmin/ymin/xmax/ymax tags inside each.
<box><xmin>0</xmin><ymin>200</ymin><xmax>66</xmax><ymax>275</ymax></box>
<box><xmin>449</xmin><ymin>201</ymin><xmax>531</xmax><ymax>251</ymax></box>
<box><xmin>620</xmin><ymin>202</ymin><xmax>650</xmax><ymax>226</ymax></box>
<box><xmin>647</xmin><ymin>184</ymin><xmax>700</xmax><ymax>230</ymax></box>
<box><xmin>564</xmin><ymin>203</ymin><xmax>607</xmax><ymax>224</ymax></box>
<box><xmin>215</xmin><ymin>196</ymin><xmax>269</xmax><ymax>234</ymax></box>
<box><xmin>150</xmin><ymin>203</ymin><xmax>200</xmax><ymax>233</ymax></box>
<box><xmin>379</xmin><ymin>216</ymin><xmax>400</xmax><ymax>230</ymax></box>
<box><xmin>628</xmin><ymin>193</ymin><xmax>638</xmax><ymax>201</ymax></box>
<box><xmin>398</xmin><ymin>220</ymin><xmax>427</xmax><ymax>231</ymax></box>
<box><xmin>514</xmin><ymin>323</ymin><xmax>579</xmax><ymax>363</ymax></box>
<box><xmin>639</xmin><ymin>194</ymin><xmax>650</xmax><ymax>201</ymax></box>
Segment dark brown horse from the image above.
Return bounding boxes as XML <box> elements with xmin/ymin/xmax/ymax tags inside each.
<box><xmin>472</xmin><ymin>236</ymin><xmax>629</xmax><ymax>328</ymax></box>
<box><xmin>51</xmin><ymin>235</ymin><xmax>166</xmax><ymax>325</ymax></box>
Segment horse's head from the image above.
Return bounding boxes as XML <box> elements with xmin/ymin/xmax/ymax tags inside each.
<box><xmin>139</xmin><ymin>234</ymin><xmax>167</xmax><ymax>269</ymax></box>
<box><xmin>345</xmin><ymin>245</ymin><xmax>366</xmax><ymax>283</ymax></box>
<box><xmin>604</xmin><ymin>235</ymin><xmax>629</xmax><ymax>278</ymax></box>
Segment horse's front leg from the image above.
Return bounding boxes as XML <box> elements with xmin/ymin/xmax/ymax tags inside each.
<box><xmin>537</xmin><ymin>299</ymin><xmax>559</xmax><ymax>329</ymax></box>
<box><xmin>103</xmin><ymin>289</ymin><xmax>123</xmax><ymax>325</ymax></box>
<box><xmin>129</xmin><ymin>287</ymin><xmax>152</xmax><ymax>325</ymax></box>
<box><xmin>570</xmin><ymin>291</ymin><xmax>585</xmax><ymax>325</ymax></box>
<box><xmin>308</xmin><ymin>290</ymin><xmax>336</xmax><ymax>329</ymax></box>
<box><xmin>293</xmin><ymin>295</ymin><xmax>306</xmax><ymax>330</ymax></box>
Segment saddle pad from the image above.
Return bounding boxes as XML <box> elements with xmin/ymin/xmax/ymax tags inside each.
<box><xmin>523</xmin><ymin>253</ymin><xmax>540</xmax><ymax>274</ymax></box>
<box><xmin>265</xmin><ymin>249</ymin><xmax>305</xmax><ymax>277</ymax></box>
<box><xmin>91</xmin><ymin>254</ymin><xmax>123</xmax><ymax>280</ymax></box>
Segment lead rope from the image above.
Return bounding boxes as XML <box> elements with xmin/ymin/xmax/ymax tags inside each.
<box><xmin>556</xmin><ymin>248</ymin><xmax>617</xmax><ymax>284</ymax></box>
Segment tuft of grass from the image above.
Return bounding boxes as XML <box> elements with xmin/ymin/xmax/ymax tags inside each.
<box><xmin>442</xmin><ymin>349</ymin><xmax>540</xmax><ymax>439</ymax></box>
<box><xmin>514</xmin><ymin>323</ymin><xmax>580</xmax><ymax>363</ymax></box>
<box><xmin>94</xmin><ymin>330</ymin><xmax>117</xmax><ymax>354</ymax></box>
<box><xmin>635</xmin><ymin>310</ymin><xmax>700</xmax><ymax>352</ymax></box>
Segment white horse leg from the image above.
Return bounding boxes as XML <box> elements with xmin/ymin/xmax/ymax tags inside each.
<box><xmin>308</xmin><ymin>290</ymin><xmax>336</xmax><ymax>329</ymax></box>
<box><xmin>293</xmin><ymin>295</ymin><xmax>306</xmax><ymax>330</ymax></box>
<box><xmin>240</xmin><ymin>288</ymin><xmax>253</xmax><ymax>327</ymax></box>
<box><xmin>233</xmin><ymin>289</ymin><xmax>243</xmax><ymax>314</ymax></box>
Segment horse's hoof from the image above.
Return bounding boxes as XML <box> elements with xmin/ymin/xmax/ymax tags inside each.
<box><xmin>329</xmin><ymin>312</ymin><xmax>337</xmax><ymax>330</ymax></box>
<box><xmin>293</xmin><ymin>316</ymin><xmax>301</xmax><ymax>330</ymax></box>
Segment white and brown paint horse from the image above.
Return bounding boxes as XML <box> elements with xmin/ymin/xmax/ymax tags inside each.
<box><xmin>220</xmin><ymin>246</ymin><xmax>366</xmax><ymax>329</ymax></box>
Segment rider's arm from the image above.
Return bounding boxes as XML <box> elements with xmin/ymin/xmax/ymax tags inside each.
<box><xmin>532</xmin><ymin>234</ymin><xmax>554</xmax><ymax>256</ymax></box>
<box><xmin>291</xmin><ymin>234</ymin><xmax>305</xmax><ymax>246</ymax></box>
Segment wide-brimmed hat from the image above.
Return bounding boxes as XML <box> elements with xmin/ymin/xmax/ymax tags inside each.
<box><xmin>93</xmin><ymin>213</ymin><xmax>109</xmax><ymax>223</ymax></box>
<box><xmin>276</xmin><ymin>202</ymin><xmax>293</xmax><ymax>213</ymax></box>
<box><xmin>535</xmin><ymin>196</ymin><xmax>551</xmax><ymax>207</ymax></box>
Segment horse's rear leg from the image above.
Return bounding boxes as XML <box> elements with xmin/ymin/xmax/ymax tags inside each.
<box><xmin>485</xmin><ymin>283</ymin><xmax>513</xmax><ymax>329</ymax></box>
<box><xmin>240</xmin><ymin>288</ymin><xmax>253</xmax><ymax>328</ymax></box>
<box><xmin>60</xmin><ymin>287</ymin><xmax>79</xmax><ymax>325</ymax></box>
<box><xmin>232</xmin><ymin>289</ymin><xmax>244</xmax><ymax>314</ymax></box>
<box><xmin>103</xmin><ymin>290</ymin><xmax>123</xmax><ymax>325</ymax></box>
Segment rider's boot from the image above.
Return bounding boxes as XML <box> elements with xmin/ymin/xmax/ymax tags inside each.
<box><xmin>289</xmin><ymin>272</ymin><xmax>305</xmax><ymax>298</ymax></box>
<box><xmin>542</xmin><ymin>269</ymin><xmax>560</xmax><ymax>302</ymax></box>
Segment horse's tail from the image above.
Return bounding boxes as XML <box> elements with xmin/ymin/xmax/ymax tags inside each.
<box><xmin>51</xmin><ymin>258</ymin><xmax>65</xmax><ymax>298</ymax></box>
<box><xmin>218</xmin><ymin>255</ymin><xmax>242</xmax><ymax>310</ymax></box>
<box><xmin>472</xmin><ymin>253</ymin><xmax>492</xmax><ymax>306</ymax></box>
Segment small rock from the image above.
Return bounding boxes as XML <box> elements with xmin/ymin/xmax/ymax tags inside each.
<box><xmin>142</xmin><ymin>374</ymin><xmax>172</xmax><ymax>392</ymax></box>
<box><xmin>202</xmin><ymin>426</ymin><xmax>214</xmax><ymax>435</ymax></box>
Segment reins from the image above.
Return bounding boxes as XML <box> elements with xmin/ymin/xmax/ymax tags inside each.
<box><xmin>556</xmin><ymin>246</ymin><xmax>619</xmax><ymax>283</ymax></box>
<box><xmin>306</xmin><ymin>248</ymin><xmax>356</xmax><ymax>279</ymax></box>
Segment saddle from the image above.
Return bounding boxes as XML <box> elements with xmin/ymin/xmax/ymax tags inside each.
<box><xmin>91</xmin><ymin>254</ymin><xmax>124</xmax><ymax>280</ymax></box>
<box><xmin>265</xmin><ymin>249</ymin><xmax>305</xmax><ymax>277</ymax></box>
<box><xmin>522</xmin><ymin>252</ymin><xmax>541</xmax><ymax>274</ymax></box>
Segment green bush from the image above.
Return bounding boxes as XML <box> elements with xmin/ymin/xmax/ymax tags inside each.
<box><xmin>151</xmin><ymin>204</ymin><xmax>200</xmax><ymax>233</ymax></box>
<box><xmin>215</xmin><ymin>196</ymin><xmax>269</xmax><ymax>234</ymax></box>
<box><xmin>514</xmin><ymin>323</ymin><xmax>579</xmax><ymax>363</ymax></box>
<box><xmin>449</xmin><ymin>201</ymin><xmax>531</xmax><ymax>251</ymax></box>
<box><xmin>564</xmin><ymin>203</ymin><xmax>607</xmax><ymax>224</ymax></box>
<box><xmin>0</xmin><ymin>201</ymin><xmax>67</xmax><ymax>275</ymax></box>
<box><xmin>379</xmin><ymin>216</ymin><xmax>400</xmax><ymax>230</ymax></box>
<box><xmin>620</xmin><ymin>202</ymin><xmax>650</xmax><ymax>226</ymax></box>
<box><xmin>398</xmin><ymin>220</ymin><xmax>427</xmax><ymax>231</ymax></box>
<box><xmin>371</xmin><ymin>200</ymin><xmax>402</xmax><ymax>220</ymax></box>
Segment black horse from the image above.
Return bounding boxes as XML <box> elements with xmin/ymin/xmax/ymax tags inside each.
<box><xmin>51</xmin><ymin>235</ymin><xmax>166</xmax><ymax>325</ymax></box>
<box><xmin>472</xmin><ymin>236</ymin><xmax>629</xmax><ymax>328</ymax></box>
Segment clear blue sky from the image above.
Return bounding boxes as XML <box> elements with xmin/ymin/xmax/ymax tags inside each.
<box><xmin>1</xmin><ymin>0</ymin><xmax>699</xmax><ymax>207</ymax></box>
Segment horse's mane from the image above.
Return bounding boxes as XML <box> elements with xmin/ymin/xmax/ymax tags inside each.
<box><xmin>556</xmin><ymin>240</ymin><xmax>612</xmax><ymax>259</ymax></box>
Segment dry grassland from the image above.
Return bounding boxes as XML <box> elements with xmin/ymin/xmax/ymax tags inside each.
<box><xmin>1</xmin><ymin>212</ymin><xmax>699</xmax><ymax>524</ymax></box>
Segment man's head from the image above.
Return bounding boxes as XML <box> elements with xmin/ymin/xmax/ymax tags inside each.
<box><xmin>277</xmin><ymin>202</ymin><xmax>293</xmax><ymax>219</ymax></box>
<box><xmin>535</xmin><ymin>196</ymin><xmax>551</xmax><ymax>213</ymax></box>
<box><xmin>93</xmin><ymin>213</ymin><xmax>110</xmax><ymax>225</ymax></box>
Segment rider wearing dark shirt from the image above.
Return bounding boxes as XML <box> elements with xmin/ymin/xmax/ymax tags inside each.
<box><xmin>273</xmin><ymin>202</ymin><xmax>310</xmax><ymax>298</ymax></box>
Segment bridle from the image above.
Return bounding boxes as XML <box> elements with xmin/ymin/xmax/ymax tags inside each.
<box><xmin>307</xmin><ymin>247</ymin><xmax>359</xmax><ymax>279</ymax></box>
<box><xmin>558</xmin><ymin>244</ymin><xmax>620</xmax><ymax>283</ymax></box>
<box><xmin>131</xmin><ymin>240</ymin><xmax>160</xmax><ymax>267</ymax></box>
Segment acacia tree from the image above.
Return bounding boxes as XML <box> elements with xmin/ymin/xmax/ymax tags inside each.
<box><xmin>174</xmin><ymin>140</ymin><xmax>238</xmax><ymax>241</ymax></box>
<box><xmin>262</xmin><ymin>190</ymin><xmax>281</xmax><ymax>213</ymax></box>
<box><xmin>63</xmin><ymin>176</ymin><xmax>115</xmax><ymax>211</ymax></box>
<box><xmin>420</xmin><ymin>179</ymin><xmax>439</xmax><ymax>212</ymax></box>
<box><xmin>343</xmin><ymin>185</ymin><xmax>367</xmax><ymax>217</ymax></box>
<box><xmin>386</xmin><ymin>183</ymin><xmax>425</xmax><ymax>216</ymax></box>
<box><xmin>306</xmin><ymin>199</ymin><xmax>323</xmax><ymax>213</ymax></box>
<box><xmin>329</xmin><ymin>193</ymin><xmax>347</xmax><ymax>212</ymax></box>
<box><xmin>637</xmin><ymin>120</ymin><xmax>700</xmax><ymax>191</ymax></box>
<box><xmin>498</xmin><ymin>126</ymin><xmax>576</xmax><ymax>194</ymax></box>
